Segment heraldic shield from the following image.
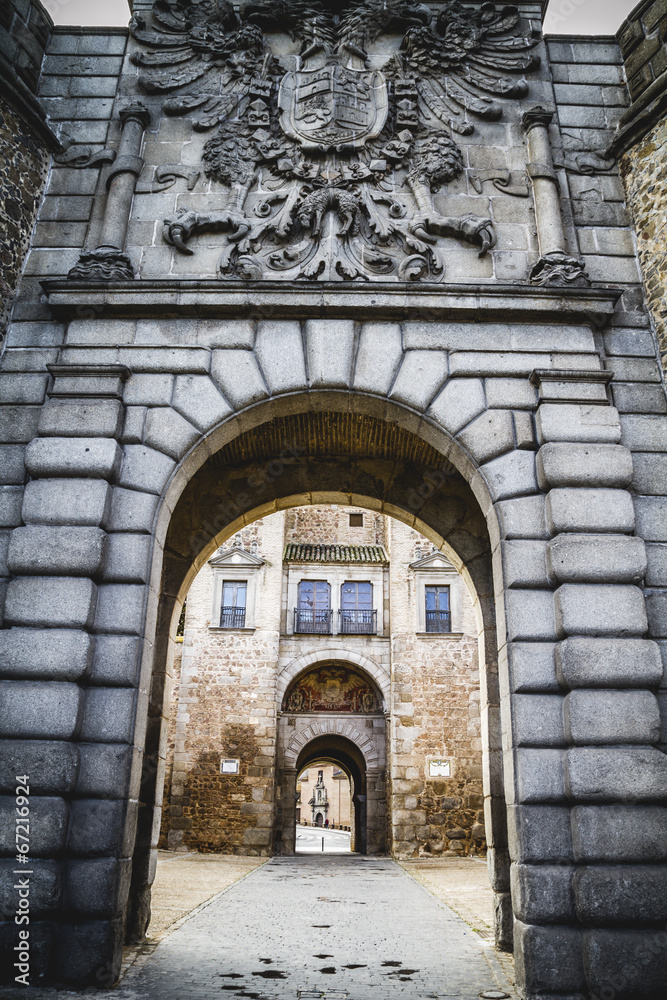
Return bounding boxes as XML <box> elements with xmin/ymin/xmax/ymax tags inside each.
<box><xmin>279</xmin><ymin>63</ymin><xmax>389</xmax><ymax>152</ymax></box>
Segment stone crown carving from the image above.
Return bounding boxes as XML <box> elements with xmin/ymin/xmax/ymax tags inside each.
<box><xmin>131</xmin><ymin>1</ymin><xmax>540</xmax><ymax>282</ymax></box>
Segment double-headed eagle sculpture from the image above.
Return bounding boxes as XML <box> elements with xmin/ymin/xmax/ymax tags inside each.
<box><xmin>130</xmin><ymin>1</ymin><xmax>539</xmax><ymax>281</ymax></box>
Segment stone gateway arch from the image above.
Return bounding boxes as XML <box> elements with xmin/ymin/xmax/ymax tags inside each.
<box><xmin>0</xmin><ymin>1</ymin><xmax>667</xmax><ymax>998</ymax></box>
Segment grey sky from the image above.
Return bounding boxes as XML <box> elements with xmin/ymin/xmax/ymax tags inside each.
<box><xmin>47</xmin><ymin>0</ymin><xmax>640</xmax><ymax>36</ymax></box>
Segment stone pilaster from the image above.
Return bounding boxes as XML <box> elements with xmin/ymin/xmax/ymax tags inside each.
<box><xmin>522</xmin><ymin>107</ymin><xmax>589</xmax><ymax>287</ymax></box>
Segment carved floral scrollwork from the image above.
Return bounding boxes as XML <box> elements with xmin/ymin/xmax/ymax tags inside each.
<box><xmin>131</xmin><ymin>0</ymin><xmax>540</xmax><ymax>282</ymax></box>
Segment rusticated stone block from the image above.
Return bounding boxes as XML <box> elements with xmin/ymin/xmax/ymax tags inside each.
<box><xmin>37</xmin><ymin>399</ymin><xmax>124</xmax><ymax>439</ymax></box>
<box><xmin>0</xmin><ymin>627</ymin><xmax>92</xmax><ymax>681</ymax></box>
<box><xmin>81</xmin><ymin>688</ymin><xmax>136</xmax><ymax>744</ymax></box>
<box><xmin>566</xmin><ymin>747</ymin><xmax>667</xmax><ymax>802</ymax></box>
<box><xmin>5</xmin><ymin>576</ymin><xmax>97</xmax><ymax>629</ymax></box>
<box><xmin>94</xmin><ymin>584</ymin><xmax>147</xmax><ymax>635</ymax></box>
<box><xmin>0</xmin><ymin>740</ymin><xmax>78</xmax><ymax>795</ymax></box>
<box><xmin>555</xmin><ymin>584</ymin><xmax>648</xmax><ymax>637</ymax></box>
<box><xmin>68</xmin><ymin>799</ymin><xmax>136</xmax><ymax>857</ymax></box>
<box><xmin>575</xmin><ymin>867</ymin><xmax>667</xmax><ymax>924</ymax></box>
<box><xmin>571</xmin><ymin>805</ymin><xmax>667</xmax><ymax>862</ymax></box>
<box><xmin>507</xmin><ymin>805</ymin><xmax>572</xmax><ymax>863</ymax></box>
<box><xmin>90</xmin><ymin>635</ymin><xmax>141</xmax><ymax>687</ymax></box>
<box><xmin>428</xmin><ymin>378</ymin><xmax>486</xmax><ymax>436</ymax></box>
<box><xmin>22</xmin><ymin>478</ymin><xmax>111</xmax><ymax>527</ymax></box>
<box><xmin>536</xmin><ymin>403</ymin><xmax>622</xmax><ymax>445</ymax></box>
<box><xmin>0</xmin><ymin>858</ymin><xmax>61</xmax><ymax>917</ymax></box>
<box><xmin>511</xmin><ymin>695</ymin><xmax>565</xmax><ymax>747</ymax></box>
<box><xmin>508</xmin><ymin>642</ymin><xmax>559</xmax><ymax>692</ymax></box>
<box><xmin>546</xmin><ymin>488</ymin><xmax>635</xmax><ymax>535</ymax></box>
<box><xmin>0</xmin><ymin>795</ymin><xmax>69</xmax><ymax>855</ymax></box>
<box><xmin>63</xmin><ymin>858</ymin><xmax>132</xmax><ymax>919</ymax></box>
<box><xmin>537</xmin><ymin>443</ymin><xmax>633</xmax><ymax>490</ymax></box>
<box><xmin>52</xmin><ymin>919</ymin><xmax>123</xmax><ymax>987</ymax></box>
<box><xmin>25</xmin><ymin>437</ymin><xmax>123</xmax><ymax>480</ymax></box>
<box><xmin>0</xmin><ymin>681</ymin><xmax>83</xmax><ymax>739</ymax></box>
<box><xmin>7</xmin><ymin>525</ymin><xmax>107</xmax><ymax>577</ymax></box>
<box><xmin>583</xmin><ymin>929</ymin><xmax>667</xmax><ymax>1000</ymax></box>
<box><xmin>556</xmin><ymin>636</ymin><xmax>663</xmax><ymax>688</ymax></box>
<box><xmin>514</xmin><ymin>920</ymin><xmax>585</xmax><ymax>996</ymax></box>
<box><xmin>511</xmin><ymin>863</ymin><xmax>575</xmax><ymax>924</ymax></box>
<box><xmin>511</xmin><ymin>748</ymin><xmax>566</xmax><ymax>803</ymax></box>
<box><xmin>103</xmin><ymin>533</ymin><xmax>151</xmax><ymax>584</ymax></box>
<box><xmin>76</xmin><ymin>744</ymin><xmax>135</xmax><ymax>799</ymax></box>
<box><xmin>564</xmin><ymin>689</ymin><xmax>660</xmax><ymax>745</ymax></box>
<box><xmin>547</xmin><ymin>534</ymin><xmax>647</xmax><ymax>584</ymax></box>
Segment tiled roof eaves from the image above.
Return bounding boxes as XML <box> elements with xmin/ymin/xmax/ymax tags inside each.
<box><xmin>284</xmin><ymin>544</ymin><xmax>388</xmax><ymax>564</ymax></box>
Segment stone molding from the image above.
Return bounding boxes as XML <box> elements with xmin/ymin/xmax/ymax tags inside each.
<box><xmin>530</xmin><ymin>369</ymin><xmax>614</xmax><ymax>406</ymax></box>
<box><xmin>41</xmin><ymin>279</ymin><xmax>622</xmax><ymax>325</ymax></box>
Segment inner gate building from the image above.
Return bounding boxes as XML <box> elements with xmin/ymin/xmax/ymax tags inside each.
<box><xmin>1</xmin><ymin>1</ymin><xmax>667</xmax><ymax>998</ymax></box>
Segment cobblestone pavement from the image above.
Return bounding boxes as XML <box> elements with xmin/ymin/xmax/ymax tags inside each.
<box><xmin>116</xmin><ymin>855</ymin><xmax>515</xmax><ymax>1000</ymax></box>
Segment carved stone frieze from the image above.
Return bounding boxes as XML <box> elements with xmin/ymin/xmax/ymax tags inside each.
<box><xmin>130</xmin><ymin>1</ymin><xmax>540</xmax><ymax>282</ymax></box>
<box><xmin>67</xmin><ymin>247</ymin><xmax>136</xmax><ymax>281</ymax></box>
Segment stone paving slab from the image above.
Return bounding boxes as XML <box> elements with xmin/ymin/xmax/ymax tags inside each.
<box><xmin>118</xmin><ymin>855</ymin><xmax>516</xmax><ymax>1000</ymax></box>
<box><xmin>0</xmin><ymin>856</ymin><xmax>515</xmax><ymax>1000</ymax></box>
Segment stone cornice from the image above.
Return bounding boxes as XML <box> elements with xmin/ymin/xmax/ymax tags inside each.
<box><xmin>42</xmin><ymin>279</ymin><xmax>622</xmax><ymax>327</ymax></box>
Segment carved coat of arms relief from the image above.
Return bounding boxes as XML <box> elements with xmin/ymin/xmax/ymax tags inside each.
<box><xmin>130</xmin><ymin>0</ymin><xmax>540</xmax><ymax>282</ymax></box>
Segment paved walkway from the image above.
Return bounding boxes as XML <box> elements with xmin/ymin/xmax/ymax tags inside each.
<box><xmin>115</xmin><ymin>855</ymin><xmax>515</xmax><ymax>1000</ymax></box>
<box><xmin>296</xmin><ymin>826</ymin><xmax>352</xmax><ymax>854</ymax></box>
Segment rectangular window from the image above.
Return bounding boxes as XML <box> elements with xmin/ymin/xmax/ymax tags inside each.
<box><xmin>425</xmin><ymin>585</ymin><xmax>451</xmax><ymax>633</ymax></box>
<box><xmin>295</xmin><ymin>580</ymin><xmax>332</xmax><ymax>633</ymax></box>
<box><xmin>221</xmin><ymin>580</ymin><xmax>247</xmax><ymax>628</ymax></box>
<box><xmin>340</xmin><ymin>581</ymin><xmax>376</xmax><ymax>633</ymax></box>
<box><xmin>349</xmin><ymin>512</ymin><xmax>363</xmax><ymax>526</ymax></box>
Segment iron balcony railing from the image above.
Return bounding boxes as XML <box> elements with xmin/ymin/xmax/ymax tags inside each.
<box><xmin>220</xmin><ymin>606</ymin><xmax>246</xmax><ymax>629</ymax></box>
<box><xmin>338</xmin><ymin>609</ymin><xmax>377</xmax><ymax>634</ymax></box>
<box><xmin>425</xmin><ymin>609</ymin><xmax>452</xmax><ymax>633</ymax></box>
<box><xmin>293</xmin><ymin>608</ymin><xmax>333</xmax><ymax>634</ymax></box>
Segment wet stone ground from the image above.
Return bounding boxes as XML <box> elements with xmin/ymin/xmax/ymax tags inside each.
<box><xmin>115</xmin><ymin>855</ymin><xmax>515</xmax><ymax>1000</ymax></box>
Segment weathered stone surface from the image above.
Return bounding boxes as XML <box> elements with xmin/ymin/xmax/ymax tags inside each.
<box><xmin>546</xmin><ymin>489</ymin><xmax>636</xmax><ymax>535</ymax></box>
<box><xmin>507</xmin><ymin>805</ymin><xmax>573</xmax><ymax>863</ymax></box>
<box><xmin>514</xmin><ymin>921</ymin><xmax>585</xmax><ymax>996</ymax></box>
<box><xmin>22</xmin><ymin>478</ymin><xmax>111</xmax><ymax>527</ymax></box>
<box><xmin>63</xmin><ymin>858</ymin><xmax>132</xmax><ymax>919</ymax></box>
<box><xmin>104</xmin><ymin>533</ymin><xmax>151</xmax><ymax>584</ymax></box>
<box><xmin>37</xmin><ymin>399</ymin><xmax>124</xmax><ymax>439</ymax></box>
<box><xmin>566</xmin><ymin>747</ymin><xmax>667</xmax><ymax>802</ymax></box>
<box><xmin>512</xmin><ymin>695</ymin><xmax>565</xmax><ymax>747</ymax></box>
<box><xmin>81</xmin><ymin>688</ymin><xmax>136</xmax><ymax>743</ymax></box>
<box><xmin>94</xmin><ymin>584</ymin><xmax>147</xmax><ymax>635</ymax></box>
<box><xmin>571</xmin><ymin>805</ymin><xmax>667</xmax><ymax>862</ymax></box>
<box><xmin>0</xmin><ymin>858</ymin><xmax>61</xmax><ymax>916</ymax></box>
<box><xmin>556</xmin><ymin>637</ymin><xmax>663</xmax><ymax>688</ymax></box>
<box><xmin>76</xmin><ymin>744</ymin><xmax>134</xmax><ymax>799</ymax></box>
<box><xmin>508</xmin><ymin>642</ymin><xmax>559</xmax><ymax>692</ymax></box>
<box><xmin>547</xmin><ymin>533</ymin><xmax>647</xmax><ymax>584</ymax></box>
<box><xmin>583</xmin><ymin>929</ymin><xmax>667</xmax><ymax>1000</ymax></box>
<box><xmin>565</xmin><ymin>690</ymin><xmax>661</xmax><ymax>745</ymax></box>
<box><xmin>5</xmin><ymin>576</ymin><xmax>97</xmax><ymax>629</ymax></box>
<box><xmin>172</xmin><ymin>375</ymin><xmax>232</xmax><ymax>432</ymax></box>
<box><xmin>504</xmin><ymin>590</ymin><xmax>557</xmax><ymax>642</ymax></box>
<box><xmin>511</xmin><ymin>863</ymin><xmax>574</xmax><ymax>923</ymax></box>
<box><xmin>502</xmin><ymin>540</ymin><xmax>549</xmax><ymax>588</ymax></box>
<box><xmin>0</xmin><ymin>444</ymin><xmax>26</xmax><ymax>484</ymax></box>
<box><xmin>0</xmin><ymin>627</ymin><xmax>92</xmax><ymax>681</ymax></box>
<box><xmin>536</xmin><ymin>403</ymin><xmax>622</xmax><ymax>445</ymax></box>
<box><xmin>0</xmin><ymin>681</ymin><xmax>83</xmax><ymax>739</ymax></box>
<box><xmin>511</xmin><ymin>748</ymin><xmax>566</xmax><ymax>803</ymax></box>
<box><xmin>353</xmin><ymin>323</ymin><xmax>402</xmax><ymax>397</ymax></box>
<box><xmin>0</xmin><ymin>740</ymin><xmax>78</xmax><ymax>795</ymax></box>
<box><xmin>555</xmin><ymin>584</ymin><xmax>648</xmax><ymax>637</ymax></box>
<box><xmin>118</xmin><ymin>445</ymin><xmax>175</xmax><ymax>495</ymax></box>
<box><xmin>428</xmin><ymin>379</ymin><xmax>486</xmax><ymax>436</ymax></box>
<box><xmin>7</xmin><ymin>525</ymin><xmax>107</xmax><ymax>577</ymax></box>
<box><xmin>90</xmin><ymin>635</ymin><xmax>142</xmax><ymax>687</ymax></box>
<box><xmin>0</xmin><ymin>795</ymin><xmax>69</xmax><ymax>856</ymax></box>
<box><xmin>537</xmin><ymin>443</ymin><xmax>634</xmax><ymax>490</ymax></box>
<box><xmin>25</xmin><ymin>437</ymin><xmax>123</xmax><ymax>480</ymax></box>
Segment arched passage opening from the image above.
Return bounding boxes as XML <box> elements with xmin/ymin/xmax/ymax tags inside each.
<box><xmin>127</xmin><ymin>399</ymin><xmax>508</xmax><ymax>952</ymax></box>
<box><xmin>293</xmin><ymin>735</ymin><xmax>371</xmax><ymax>855</ymax></box>
<box><xmin>279</xmin><ymin>662</ymin><xmax>387</xmax><ymax>855</ymax></box>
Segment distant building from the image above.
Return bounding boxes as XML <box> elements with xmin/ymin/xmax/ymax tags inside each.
<box><xmin>160</xmin><ymin>505</ymin><xmax>483</xmax><ymax>858</ymax></box>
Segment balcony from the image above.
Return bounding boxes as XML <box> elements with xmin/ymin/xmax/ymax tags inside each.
<box><xmin>293</xmin><ymin>608</ymin><xmax>333</xmax><ymax>634</ymax></box>
<box><xmin>338</xmin><ymin>609</ymin><xmax>377</xmax><ymax>635</ymax></box>
<box><xmin>220</xmin><ymin>606</ymin><xmax>246</xmax><ymax>629</ymax></box>
<box><xmin>425</xmin><ymin>609</ymin><xmax>452</xmax><ymax>633</ymax></box>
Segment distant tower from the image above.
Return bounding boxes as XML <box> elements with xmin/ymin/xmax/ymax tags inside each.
<box><xmin>309</xmin><ymin>769</ymin><xmax>329</xmax><ymax>827</ymax></box>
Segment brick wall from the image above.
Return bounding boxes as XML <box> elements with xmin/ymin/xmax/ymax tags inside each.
<box><xmin>618</xmin><ymin>0</ymin><xmax>667</xmax><ymax>102</ymax></box>
<box><xmin>387</xmin><ymin>520</ymin><xmax>484</xmax><ymax>858</ymax></box>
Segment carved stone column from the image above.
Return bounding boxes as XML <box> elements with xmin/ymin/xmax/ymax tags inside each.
<box><xmin>522</xmin><ymin>106</ymin><xmax>589</xmax><ymax>287</ymax></box>
<box><xmin>68</xmin><ymin>103</ymin><xmax>151</xmax><ymax>281</ymax></box>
